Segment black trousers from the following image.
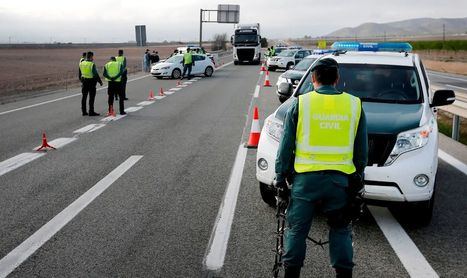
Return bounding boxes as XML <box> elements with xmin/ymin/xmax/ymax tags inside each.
<box><xmin>107</xmin><ymin>81</ymin><xmax>124</xmax><ymax>113</ymax></box>
<box><xmin>81</xmin><ymin>79</ymin><xmax>97</xmax><ymax>113</ymax></box>
<box><xmin>182</xmin><ymin>64</ymin><xmax>193</xmax><ymax>78</ymax></box>
<box><xmin>120</xmin><ymin>72</ymin><xmax>128</xmax><ymax>99</ymax></box>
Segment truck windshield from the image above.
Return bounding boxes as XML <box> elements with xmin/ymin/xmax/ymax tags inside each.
<box><xmin>297</xmin><ymin>64</ymin><xmax>423</xmax><ymax>104</ymax></box>
<box><xmin>234</xmin><ymin>34</ymin><xmax>257</xmax><ymax>44</ymax></box>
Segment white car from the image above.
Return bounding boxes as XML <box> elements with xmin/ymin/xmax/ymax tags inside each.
<box><xmin>150</xmin><ymin>54</ymin><xmax>215</xmax><ymax>79</ymax></box>
<box><xmin>257</xmin><ymin>42</ymin><xmax>455</xmax><ymax>225</ymax></box>
<box><xmin>267</xmin><ymin>49</ymin><xmax>312</xmax><ymax>71</ymax></box>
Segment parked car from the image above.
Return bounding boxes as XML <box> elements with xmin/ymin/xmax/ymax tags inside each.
<box><xmin>266</xmin><ymin>49</ymin><xmax>312</xmax><ymax>71</ymax></box>
<box><xmin>150</xmin><ymin>54</ymin><xmax>215</xmax><ymax>79</ymax></box>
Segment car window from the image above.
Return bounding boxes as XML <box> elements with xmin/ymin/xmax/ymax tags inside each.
<box><xmin>297</xmin><ymin>64</ymin><xmax>423</xmax><ymax>104</ymax></box>
<box><xmin>279</xmin><ymin>50</ymin><xmax>296</xmax><ymax>57</ymax></box>
<box><xmin>193</xmin><ymin>55</ymin><xmax>206</xmax><ymax>61</ymax></box>
<box><xmin>293</xmin><ymin>58</ymin><xmax>316</xmax><ymax>71</ymax></box>
<box><xmin>166</xmin><ymin>56</ymin><xmax>182</xmax><ymax>63</ymax></box>
<box><xmin>295</xmin><ymin>52</ymin><xmax>305</xmax><ymax>59</ymax></box>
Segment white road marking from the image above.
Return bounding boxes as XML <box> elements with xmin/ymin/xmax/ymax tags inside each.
<box><xmin>125</xmin><ymin>106</ymin><xmax>143</xmax><ymax>113</ymax></box>
<box><xmin>368</xmin><ymin>206</ymin><xmax>439</xmax><ymax>278</ymax></box>
<box><xmin>216</xmin><ymin>61</ymin><xmax>234</xmax><ymax>70</ymax></box>
<box><xmin>0</xmin><ymin>155</ymin><xmax>142</xmax><ymax>278</ymax></box>
<box><xmin>177</xmin><ymin>85</ymin><xmax>188</xmax><ymax>88</ymax></box>
<box><xmin>453</xmin><ymin>100</ymin><xmax>467</xmax><ymax>109</ymax></box>
<box><xmin>439</xmin><ymin>150</ymin><xmax>467</xmax><ymax>175</ymax></box>
<box><xmin>204</xmin><ymin>145</ymin><xmax>248</xmax><ymax>271</ymax></box>
<box><xmin>73</xmin><ymin>124</ymin><xmax>106</xmax><ymax>134</ymax></box>
<box><xmin>446</xmin><ymin>84</ymin><xmax>467</xmax><ymax>91</ymax></box>
<box><xmin>170</xmin><ymin>88</ymin><xmax>182</xmax><ymax>91</ymax></box>
<box><xmin>253</xmin><ymin>85</ymin><xmax>260</xmax><ymax>98</ymax></box>
<box><xmin>154</xmin><ymin>96</ymin><xmax>166</xmax><ymax>100</ymax></box>
<box><xmin>428</xmin><ymin>72</ymin><xmax>467</xmax><ymax>82</ymax></box>
<box><xmin>34</xmin><ymin>137</ymin><xmax>77</xmax><ymax>150</ymax></box>
<box><xmin>0</xmin><ymin>74</ymin><xmax>151</xmax><ymax>116</ymax></box>
<box><xmin>164</xmin><ymin>91</ymin><xmax>175</xmax><ymax>95</ymax></box>
<box><xmin>259</xmin><ymin>71</ymin><xmax>264</xmax><ymax>76</ymax></box>
<box><xmin>0</xmin><ymin>153</ymin><xmax>45</xmax><ymax>177</ymax></box>
<box><xmin>100</xmin><ymin>114</ymin><xmax>127</xmax><ymax>122</ymax></box>
<box><xmin>183</xmin><ymin>81</ymin><xmax>193</xmax><ymax>85</ymax></box>
<box><xmin>137</xmin><ymin>101</ymin><xmax>155</xmax><ymax>106</ymax></box>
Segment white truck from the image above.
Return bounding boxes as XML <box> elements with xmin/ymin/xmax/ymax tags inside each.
<box><xmin>231</xmin><ymin>23</ymin><xmax>262</xmax><ymax>65</ymax></box>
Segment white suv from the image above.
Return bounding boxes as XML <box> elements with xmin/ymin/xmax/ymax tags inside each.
<box><xmin>256</xmin><ymin>42</ymin><xmax>455</xmax><ymax>225</ymax></box>
<box><xmin>267</xmin><ymin>49</ymin><xmax>312</xmax><ymax>71</ymax></box>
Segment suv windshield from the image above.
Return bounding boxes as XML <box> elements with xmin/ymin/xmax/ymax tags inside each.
<box><xmin>165</xmin><ymin>55</ymin><xmax>182</xmax><ymax>63</ymax></box>
<box><xmin>278</xmin><ymin>50</ymin><xmax>296</xmax><ymax>57</ymax></box>
<box><xmin>297</xmin><ymin>64</ymin><xmax>423</xmax><ymax>104</ymax></box>
<box><xmin>293</xmin><ymin>58</ymin><xmax>316</xmax><ymax>71</ymax></box>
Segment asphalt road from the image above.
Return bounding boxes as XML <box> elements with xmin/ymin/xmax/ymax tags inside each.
<box><xmin>0</xmin><ymin>63</ymin><xmax>466</xmax><ymax>277</ymax></box>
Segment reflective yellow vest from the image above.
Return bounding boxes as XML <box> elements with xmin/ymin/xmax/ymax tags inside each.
<box><xmin>79</xmin><ymin>61</ymin><xmax>94</xmax><ymax>79</ymax></box>
<box><xmin>104</xmin><ymin>61</ymin><xmax>121</xmax><ymax>82</ymax></box>
<box><xmin>294</xmin><ymin>91</ymin><xmax>361</xmax><ymax>174</ymax></box>
<box><xmin>183</xmin><ymin>51</ymin><xmax>193</xmax><ymax>65</ymax></box>
<box><xmin>116</xmin><ymin>55</ymin><xmax>126</xmax><ymax>70</ymax></box>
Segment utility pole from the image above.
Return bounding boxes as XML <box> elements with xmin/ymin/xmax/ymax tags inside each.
<box><xmin>443</xmin><ymin>23</ymin><xmax>446</xmax><ymax>41</ymax></box>
<box><xmin>199</xmin><ymin>9</ymin><xmax>203</xmax><ymax>47</ymax></box>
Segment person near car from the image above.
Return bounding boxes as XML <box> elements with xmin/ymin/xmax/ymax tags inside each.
<box><xmin>116</xmin><ymin>49</ymin><xmax>128</xmax><ymax>101</ymax></box>
<box><xmin>275</xmin><ymin>58</ymin><xmax>368</xmax><ymax>278</ymax></box>
<box><xmin>78</xmin><ymin>51</ymin><xmax>103</xmax><ymax>116</ymax></box>
<box><xmin>153</xmin><ymin>51</ymin><xmax>160</xmax><ymax>63</ymax></box>
<box><xmin>143</xmin><ymin>49</ymin><xmax>151</xmax><ymax>72</ymax></box>
<box><xmin>170</xmin><ymin>49</ymin><xmax>179</xmax><ymax>58</ymax></box>
<box><xmin>270</xmin><ymin>46</ymin><xmax>276</xmax><ymax>56</ymax></box>
<box><xmin>181</xmin><ymin>48</ymin><xmax>195</xmax><ymax>80</ymax></box>
<box><xmin>103</xmin><ymin>56</ymin><xmax>125</xmax><ymax>115</ymax></box>
<box><xmin>79</xmin><ymin>52</ymin><xmax>86</xmax><ymax>63</ymax></box>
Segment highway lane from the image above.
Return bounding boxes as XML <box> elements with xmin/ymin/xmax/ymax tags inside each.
<box><xmin>0</xmin><ymin>65</ymin><xmax>466</xmax><ymax>277</ymax></box>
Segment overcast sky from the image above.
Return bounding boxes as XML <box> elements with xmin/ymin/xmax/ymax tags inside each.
<box><xmin>0</xmin><ymin>0</ymin><xmax>466</xmax><ymax>43</ymax></box>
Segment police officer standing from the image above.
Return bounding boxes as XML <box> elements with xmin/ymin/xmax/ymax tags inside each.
<box><xmin>80</xmin><ymin>52</ymin><xmax>86</xmax><ymax>63</ymax></box>
<box><xmin>181</xmin><ymin>47</ymin><xmax>194</xmax><ymax>80</ymax></box>
<box><xmin>275</xmin><ymin>58</ymin><xmax>368</xmax><ymax>278</ymax></box>
<box><xmin>270</xmin><ymin>45</ymin><xmax>276</xmax><ymax>56</ymax></box>
<box><xmin>103</xmin><ymin>56</ymin><xmax>125</xmax><ymax>115</ymax></box>
<box><xmin>79</xmin><ymin>51</ymin><xmax>103</xmax><ymax>116</ymax></box>
<box><xmin>116</xmin><ymin>49</ymin><xmax>128</xmax><ymax>100</ymax></box>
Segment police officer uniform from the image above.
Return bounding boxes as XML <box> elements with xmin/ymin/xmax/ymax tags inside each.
<box><xmin>116</xmin><ymin>51</ymin><xmax>128</xmax><ymax>100</ymax></box>
<box><xmin>275</xmin><ymin>58</ymin><xmax>368</xmax><ymax>278</ymax></box>
<box><xmin>181</xmin><ymin>48</ymin><xmax>194</xmax><ymax>80</ymax></box>
<box><xmin>103</xmin><ymin>57</ymin><xmax>125</xmax><ymax>115</ymax></box>
<box><xmin>79</xmin><ymin>52</ymin><xmax>103</xmax><ymax>116</ymax></box>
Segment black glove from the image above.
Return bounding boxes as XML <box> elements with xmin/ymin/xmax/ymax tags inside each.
<box><xmin>275</xmin><ymin>179</ymin><xmax>290</xmax><ymax>208</ymax></box>
<box><xmin>345</xmin><ymin>172</ymin><xmax>365</xmax><ymax>223</ymax></box>
<box><xmin>347</xmin><ymin>172</ymin><xmax>364</xmax><ymax>197</ymax></box>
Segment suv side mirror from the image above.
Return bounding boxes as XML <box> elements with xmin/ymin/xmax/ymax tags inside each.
<box><xmin>230</xmin><ymin>36</ymin><xmax>234</xmax><ymax>44</ymax></box>
<box><xmin>278</xmin><ymin>82</ymin><xmax>293</xmax><ymax>95</ymax></box>
<box><xmin>430</xmin><ymin>90</ymin><xmax>455</xmax><ymax>107</ymax></box>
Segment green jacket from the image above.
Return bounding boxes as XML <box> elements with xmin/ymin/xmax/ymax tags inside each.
<box><xmin>275</xmin><ymin>85</ymin><xmax>368</xmax><ymax>201</ymax></box>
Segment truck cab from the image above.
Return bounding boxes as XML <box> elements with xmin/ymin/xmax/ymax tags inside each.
<box><xmin>231</xmin><ymin>24</ymin><xmax>261</xmax><ymax>65</ymax></box>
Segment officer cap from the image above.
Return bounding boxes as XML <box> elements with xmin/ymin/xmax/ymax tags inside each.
<box><xmin>311</xmin><ymin>58</ymin><xmax>339</xmax><ymax>72</ymax></box>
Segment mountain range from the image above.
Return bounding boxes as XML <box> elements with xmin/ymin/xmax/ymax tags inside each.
<box><xmin>326</xmin><ymin>17</ymin><xmax>467</xmax><ymax>38</ymax></box>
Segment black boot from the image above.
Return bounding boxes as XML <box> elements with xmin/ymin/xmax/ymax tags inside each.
<box><xmin>335</xmin><ymin>268</ymin><xmax>352</xmax><ymax>278</ymax></box>
<box><xmin>284</xmin><ymin>266</ymin><xmax>301</xmax><ymax>278</ymax></box>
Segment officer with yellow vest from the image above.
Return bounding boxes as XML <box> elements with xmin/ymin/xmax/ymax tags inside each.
<box><xmin>79</xmin><ymin>51</ymin><xmax>103</xmax><ymax>116</ymax></box>
<box><xmin>103</xmin><ymin>57</ymin><xmax>125</xmax><ymax>115</ymax></box>
<box><xmin>275</xmin><ymin>58</ymin><xmax>368</xmax><ymax>278</ymax></box>
<box><xmin>116</xmin><ymin>49</ymin><xmax>128</xmax><ymax>101</ymax></box>
<box><xmin>181</xmin><ymin>48</ymin><xmax>195</xmax><ymax>80</ymax></box>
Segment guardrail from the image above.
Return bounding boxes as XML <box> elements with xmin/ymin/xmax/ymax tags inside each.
<box><xmin>432</xmin><ymin>85</ymin><xmax>467</xmax><ymax>141</ymax></box>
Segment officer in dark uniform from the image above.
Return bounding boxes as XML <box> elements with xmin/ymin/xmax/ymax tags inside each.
<box><xmin>116</xmin><ymin>49</ymin><xmax>128</xmax><ymax>100</ymax></box>
<box><xmin>78</xmin><ymin>51</ymin><xmax>103</xmax><ymax>116</ymax></box>
<box><xmin>275</xmin><ymin>58</ymin><xmax>368</xmax><ymax>278</ymax></box>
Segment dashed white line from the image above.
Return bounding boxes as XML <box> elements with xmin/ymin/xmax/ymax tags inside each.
<box><xmin>446</xmin><ymin>84</ymin><xmax>467</xmax><ymax>91</ymax></box>
<box><xmin>154</xmin><ymin>96</ymin><xmax>166</xmax><ymax>100</ymax></box>
<box><xmin>368</xmin><ymin>206</ymin><xmax>439</xmax><ymax>278</ymax></box>
<box><xmin>73</xmin><ymin>124</ymin><xmax>106</xmax><ymax>134</ymax></box>
<box><xmin>0</xmin><ymin>155</ymin><xmax>143</xmax><ymax>278</ymax></box>
<box><xmin>204</xmin><ymin>145</ymin><xmax>248</xmax><ymax>271</ymax></box>
<box><xmin>428</xmin><ymin>72</ymin><xmax>467</xmax><ymax>82</ymax></box>
<box><xmin>439</xmin><ymin>149</ymin><xmax>467</xmax><ymax>175</ymax></box>
<box><xmin>0</xmin><ymin>74</ymin><xmax>151</xmax><ymax>116</ymax></box>
<box><xmin>170</xmin><ymin>88</ymin><xmax>182</xmax><ymax>91</ymax></box>
<box><xmin>125</xmin><ymin>106</ymin><xmax>144</xmax><ymax>113</ymax></box>
<box><xmin>34</xmin><ymin>137</ymin><xmax>77</xmax><ymax>150</ymax></box>
<box><xmin>0</xmin><ymin>153</ymin><xmax>45</xmax><ymax>177</ymax></box>
<box><xmin>137</xmin><ymin>101</ymin><xmax>155</xmax><ymax>106</ymax></box>
<box><xmin>253</xmin><ymin>85</ymin><xmax>260</xmax><ymax>98</ymax></box>
<box><xmin>164</xmin><ymin>91</ymin><xmax>175</xmax><ymax>95</ymax></box>
<box><xmin>100</xmin><ymin>114</ymin><xmax>127</xmax><ymax>122</ymax></box>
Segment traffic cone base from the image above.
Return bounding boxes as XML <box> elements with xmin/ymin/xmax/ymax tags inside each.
<box><xmin>247</xmin><ymin>106</ymin><xmax>261</xmax><ymax>148</ymax></box>
<box><xmin>260</xmin><ymin>62</ymin><xmax>266</xmax><ymax>72</ymax></box>
<box><xmin>263</xmin><ymin>71</ymin><xmax>272</xmax><ymax>87</ymax></box>
<box><xmin>36</xmin><ymin>132</ymin><xmax>56</xmax><ymax>151</ymax></box>
<box><xmin>159</xmin><ymin>88</ymin><xmax>165</xmax><ymax>96</ymax></box>
<box><xmin>148</xmin><ymin>89</ymin><xmax>155</xmax><ymax>100</ymax></box>
<box><xmin>107</xmin><ymin>105</ymin><xmax>116</xmax><ymax>117</ymax></box>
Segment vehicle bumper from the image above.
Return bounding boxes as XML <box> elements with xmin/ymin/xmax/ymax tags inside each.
<box><xmin>256</xmin><ymin>127</ymin><xmax>280</xmax><ymax>186</ymax></box>
<box><xmin>150</xmin><ymin>69</ymin><xmax>171</xmax><ymax>76</ymax></box>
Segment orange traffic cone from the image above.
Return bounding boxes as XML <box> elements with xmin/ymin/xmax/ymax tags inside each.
<box><xmin>36</xmin><ymin>132</ymin><xmax>56</xmax><ymax>151</ymax></box>
<box><xmin>159</xmin><ymin>88</ymin><xmax>165</xmax><ymax>96</ymax></box>
<box><xmin>263</xmin><ymin>71</ymin><xmax>272</xmax><ymax>87</ymax></box>
<box><xmin>148</xmin><ymin>89</ymin><xmax>155</xmax><ymax>100</ymax></box>
<box><xmin>107</xmin><ymin>105</ymin><xmax>116</xmax><ymax>117</ymax></box>
<box><xmin>247</xmin><ymin>106</ymin><xmax>261</xmax><ymax>148</ymax></box>
<box><xmin>260</xmin><ymin>62</ymin><xmax>266</xmax><ymax>72</ymax></box>
<box><xmin>176</xmin><ymin>81</ymin><xmax>182</xmax><ymax>86</ymax></box>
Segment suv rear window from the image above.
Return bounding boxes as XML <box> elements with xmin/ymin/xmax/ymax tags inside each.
<box><xmin>297</xmin><ymin>64</ymin><xmax>423</xmax><ymax>104</ymax></box>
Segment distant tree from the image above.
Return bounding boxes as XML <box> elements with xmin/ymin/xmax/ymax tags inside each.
<box><xmin>212</xmin><ymin>33</ymin><xmax>227</xmax><ymax>51</ymax></box>
<box><xmin>260</xmin><ymin>37</ymin><xmax>268</xmax><ymax>47</ymax></box>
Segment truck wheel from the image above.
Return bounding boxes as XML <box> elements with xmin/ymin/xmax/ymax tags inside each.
<box><xmin>172</xmin><ymin>68</ymin><xmax>181</xmax><ymax>79</ymax></box>
<box><xmin>260</xmin><ymin>182</ymin><xmax>276</xmax><ymax>208</ymax></box>
<box><xmin>411</xmin><ymin>185</ymin><xmax>436</xmax><ymax>226</ymax></box>
<box><xmin>204</xmin><ymin>66</ymin><xmax>214</xmax><ymax>77</ymax></box>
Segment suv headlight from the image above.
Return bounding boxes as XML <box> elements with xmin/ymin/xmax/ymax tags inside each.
<box><xmin>266</xmin><ymin>118</ymin><xmax>284</xmax><ymax>142</ymax></box>
<box><xmin>160</xmin><ymin>66</ymin><xmax>170</xmax><ymax>70</ymax></box>
<box><xmin>384</xmin><ymin>119</ymin><xmax>434</xmax><ymax>166</ymax></box>
<box><xmin>277</xmin><ymin>76</ymin><xmax>289</xmax><ymax>85</ymax></box>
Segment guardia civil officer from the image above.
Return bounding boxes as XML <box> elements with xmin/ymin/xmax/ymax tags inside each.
<box><xmin>181</xmin><ymin>47</ymin><xmax>194</xmax><ymax>80</ymax></box>
<box><xmin>275</xmin><ymin>58</ymin><xmax>368</xmax><ymax>278</ymax></box>
<box><xmin>116</xmin><ymin>49</ymin><xmax>128</xmax><ymax>100</ymax></box>
<box><xmin>78</xmin><ymin>51</ymin><xmax>103</xmax><ymax>116</ymax></box>
<box><xmin>103</xmin><ymin>56</ymin><xmax>125</xmax><ymax>115</ymax></box>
